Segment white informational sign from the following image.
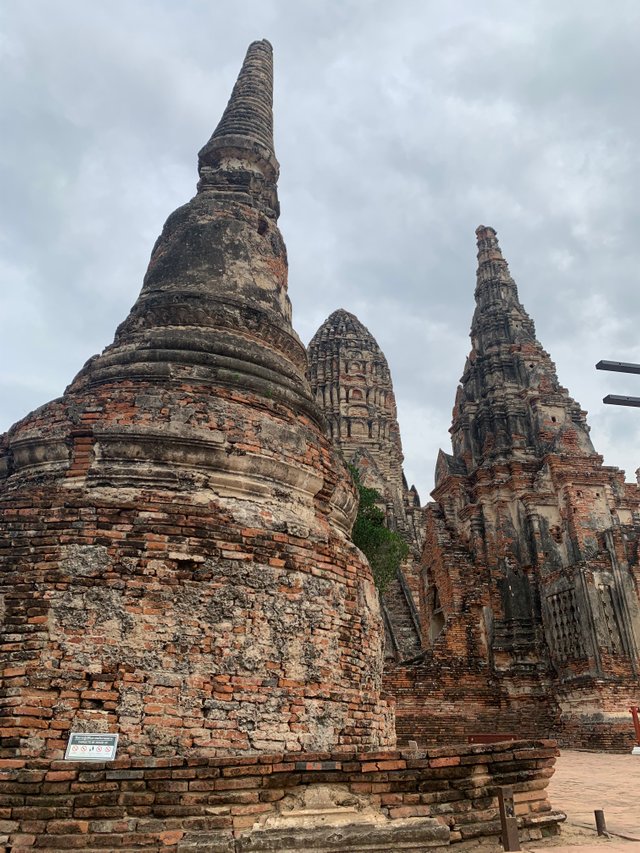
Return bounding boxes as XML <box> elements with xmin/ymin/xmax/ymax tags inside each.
<box><xmin>64</xmin><ymin>732</ymin><xmax>119</xmax><ymax>761</ymax></box>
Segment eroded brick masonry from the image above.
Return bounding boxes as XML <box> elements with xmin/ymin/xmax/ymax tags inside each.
<box><xmin>0</xmin><ymin>740</ymin><xmax>562</xmax><ymax>852</ymax></box>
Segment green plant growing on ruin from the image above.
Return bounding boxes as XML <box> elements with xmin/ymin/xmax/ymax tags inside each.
<box><xmin>348</xmin><ymin>464</ymin><xmax>408</xmax><ymax>594</ymax></box>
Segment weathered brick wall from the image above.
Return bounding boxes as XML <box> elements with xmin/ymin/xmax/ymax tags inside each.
<box><xmin>0</xmin><ymin>387</ymin><xmax>393</xmax><ymax>758</ymax></box>
<box><xmin>385</xmin><ymin>652</ymin><xmax>559</xmax><ymax>747</ymax></box>
<box><xmin>554</xmin><ymin>683</ymin><xmax>640</xmax><ymax>751</ymax></box>
<box><xmin>386</xmin><ymin>651</ymin><xmax>639</xmax><ymax>751</ymax></box>
<box><xmin>384</xmin><ymin>501</ymin><xmax>560</xmax><ymax>748</ymax></box>
<box><xmin>0</xmin><ymin>741</ymin><xmax>563</xmax><ymax>851</ymax></box>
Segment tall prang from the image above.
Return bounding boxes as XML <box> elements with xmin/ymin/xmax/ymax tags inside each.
<box><xmin>385</xmin><ymin>226</ymin><xmax>640</xmax><ymax>749</ymax></box>
<box><xmin>450</xmin><ymin>226</ymin><xmax>596</xmax><ymax>469</ymax></box>
<box><xmin>0</xmin><ymin>41</ymin><xmax>394</xmax><ymax>759</ymax></box>
<box><xmin>308</xmin><ymin>309</ymin><xmax>425</xmax><ymax>660</ymax></box>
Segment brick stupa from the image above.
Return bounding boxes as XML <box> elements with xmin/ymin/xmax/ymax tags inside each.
<box><xmin>0</xmin><ymin>40</ymin><xmax>394</xmax><ymax>760</ymax></box>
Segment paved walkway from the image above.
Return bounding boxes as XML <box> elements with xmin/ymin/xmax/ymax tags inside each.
<box><xmin>546</xmin><ymin>749</ymin><xmax>640</xmax><ymax>844</ymax></box>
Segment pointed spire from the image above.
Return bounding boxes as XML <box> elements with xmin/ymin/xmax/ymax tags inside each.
<box><xmin>452</xmin><ymin>226</ymin><xmax>595</xmax><ymax>469</ymax></box>
<box><xmin>209</xmin><ymin>39</ymin><xmax>274</xmax><ymax>152</ymax></box>
<box><xmin>475</xmin><ymin>224</ymin><xmax>502</xmax><ymax>259</ymax></box>
<box><xmin>471</xmin><ymin>225</ymin><xmax>535</xmax><ymax>355</ymax></box>
<box><xmin>67</xmin><ymin>39</ymin><xmax>308</xmax><ymax>416</ymax></box>
<box><xmin>198</xmin><ymin>39</ymin><xmax>279</xmax><ymax>215</ymax></box>
<box><xmin>472</xmin><ymin>224</ymin><xmax>529</xmax><ymax>336</ymax></box>
<box><xmin>475</xmin><ymin>225</ymin><xmax>514</xmax><ymax>291</ymax></box>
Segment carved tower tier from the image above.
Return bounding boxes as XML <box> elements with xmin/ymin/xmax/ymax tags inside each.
<box><xmin>308</xmin><ymin>309</ymin><xmax>425</xmax><ymax>661</ymax></box>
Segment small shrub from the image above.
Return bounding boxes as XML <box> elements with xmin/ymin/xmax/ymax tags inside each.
<box><xmin>348</xmin><ymin>465</ymin><xmax>408</xmax><ymax>593</ymax></box>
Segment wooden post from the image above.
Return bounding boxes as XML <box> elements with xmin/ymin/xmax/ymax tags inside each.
<box><xmin>594</xmin><ymin>809</ymin><xmax>607</xmax><ymax>836</ymax></box>
<box><xmin>497</xmin><ymin>786</ymin><xmax>521</xmax><ymax>851</ymax></box>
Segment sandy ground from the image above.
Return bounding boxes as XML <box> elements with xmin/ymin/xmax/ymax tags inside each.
<box><xmin>467</xmin><ymin>824</ymin><xmax>638</xmax><ymax>853</ymax></box>
<box><xmin>472</xmin><ymin>749</ymin><xmax>640</xmax><ymax>853</ymax></box>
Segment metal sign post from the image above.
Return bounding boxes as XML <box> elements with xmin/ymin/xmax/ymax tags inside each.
<box><xmin>596</xmin><ymin>361</ymin><xmax>640</xmax><ymax>755</ymax></box>
<box><xmin>596</xmin><ymin>360</ymin><xmax>640</xmax><ymax>407</ymax></box>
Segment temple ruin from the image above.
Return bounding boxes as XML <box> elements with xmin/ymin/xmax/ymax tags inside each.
<box><xmin>0</xmin><ymin>41</ymin><xmax>579</xmax><ymax>852</ymax></box>
<box><xmin>0</xmin><ymin>39</ymin><xmax>393</xmax><ymax>761</ymax></box>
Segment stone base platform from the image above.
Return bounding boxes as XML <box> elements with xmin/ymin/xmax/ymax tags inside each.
<box><xmin>0</xmin><ymin>740</ymin><xmax>565</xmax><ymax>851</ymax></box>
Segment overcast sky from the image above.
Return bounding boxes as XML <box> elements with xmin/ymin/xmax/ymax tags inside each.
<box><xmin>2</xmin><ymin>0</ymin><xmax>640</xmax><ymax>500</ymax></box>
